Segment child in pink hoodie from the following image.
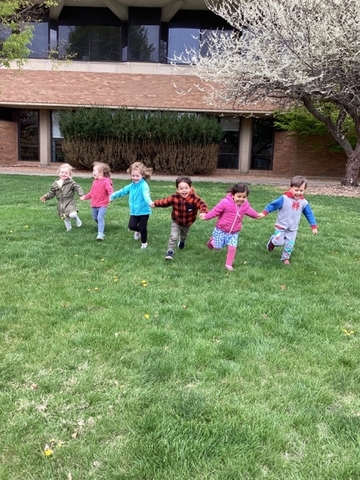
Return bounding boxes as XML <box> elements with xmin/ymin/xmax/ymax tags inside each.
<box><xmin>80</xmin><ymin>162</ymin><xmax>114</xmax><ymax>241</ymax></box>
<box><xmin>200</xmin><ymin>183</ymin><xmax>261</xmax><ymax>271</ymax></box>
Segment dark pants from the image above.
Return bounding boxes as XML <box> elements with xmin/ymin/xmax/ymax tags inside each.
<box><xmin>128</xmin><ymin>215</ymin><xmax>149</xmax><ymax>243</ymax></box>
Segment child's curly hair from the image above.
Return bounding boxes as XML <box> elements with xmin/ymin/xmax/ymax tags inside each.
<box><xmin>57</xmin><ymin>163</ymin><xmax>74</xmax><ymax>175</ymax></box>
<box><xmin>93</xmin><ymin>162</ymin><xmax>111</xmax><ymax>178</ymax></box>
<box><xmin>127</xmin><ymin>162</ymin><xmax>152</xmax><ymax>180</ymax></box>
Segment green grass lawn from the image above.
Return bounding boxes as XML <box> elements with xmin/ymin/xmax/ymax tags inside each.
<box><xmin>1</xmin><ymin>174</ymin><xmax>360</xmax><ymax>480</ymax></box>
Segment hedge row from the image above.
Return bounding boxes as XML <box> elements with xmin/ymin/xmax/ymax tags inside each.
<box><xmin>59</xmin><ymin>108</ymin><xmax>223</xmax><ymax>174</ymax></box>
<box><xmin>62</xmin><ymin>139</ymin><xmax>219</xmax><ymax>175</ymax></box>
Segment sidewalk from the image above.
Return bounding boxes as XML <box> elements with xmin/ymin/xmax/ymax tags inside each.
<box><xmin>0</xmin><ymin>164</ymin><xmax>340</xmax><ymax>186</ymax></box>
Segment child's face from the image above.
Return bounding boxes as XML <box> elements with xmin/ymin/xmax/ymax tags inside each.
<box><xmin>59</xmin><ymin>167</ymin><xmax>71</xmax><ymax>180</ymax></box>
<box><xmin>93</xmin><ymin>166</ymin><xmax>103</xmax><ymax>179</ymax></box>
<box><xmin>232</xmin><ymin>191</ymin><xmax>248</xmax><ymax>205</ymax></box>
<box><xmin>131</xmin><ymin>169</ymin><xmax>142</xmax><ymax>183</ymax></box>
<box><xmin>290</xmin><ymin>182</ymin><xmax>306</xmax><ymax>199</ymax></box>
<box><xmin>177</xmin><ymin>181</ymin><xmax>191</xmax><ymax>198</ymax></box>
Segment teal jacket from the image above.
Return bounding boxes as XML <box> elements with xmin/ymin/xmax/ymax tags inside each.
<box><xmin>110</xmin><ymin>179</ymin><xmax>152</xmax><ymax>215</ymax></box>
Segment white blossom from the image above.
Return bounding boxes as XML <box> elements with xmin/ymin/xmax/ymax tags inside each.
<box><xmin>178</xmin><ymin>0</ymin><xmax>360</xmax><ymax>185</ymax></box>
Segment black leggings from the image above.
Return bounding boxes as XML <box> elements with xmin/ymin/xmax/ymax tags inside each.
<box><xmin>128</xmin><ymin>215</ymin><xmax>149</xmax><ymax>243</ymax></box>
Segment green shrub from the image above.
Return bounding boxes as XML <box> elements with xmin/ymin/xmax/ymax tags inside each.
<box><xmin>59</xmin><ymin>108</ymin><xmax>223</xmax><ymax>174</ymax></box>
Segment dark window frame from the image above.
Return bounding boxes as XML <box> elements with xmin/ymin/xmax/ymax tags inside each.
<box><xmin>18</xmin><ymin>110</ymin><xmax>40</xmax><ymax>162</ymax></box>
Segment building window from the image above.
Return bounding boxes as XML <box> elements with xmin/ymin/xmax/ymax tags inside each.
<box><xmin>129</xmin><ymin>25</ymin><xmax>159</xmax><ymax>62</ymax></box>
<box><xmin>217</xmin><ymin>117</ymin><xmax>240</xmax><ymax>169</ymax></box>
<box><xmin>128</xmin><ymin>7</ymin><xmax>160</xmax><ymax>62</ymax></box>
<box><xmin>18</xmin><ymin>110</ymin><xmax>39</xmax><ymax>161</ymax></box>
<box><xmin>28</xmin><ymin>22</ymin><xmax>49</xmax><ymax>58</ymax></box>
<box><xmin>58</xmin><ymin>7</ymin><xmax>122</xmax><ymax>61</ymax></box>
<box><xmin>59</xmin><ymin>26</ymin><xmax>121</xmax><ymax>61</ymax></box>
<box><xmin>51</xmin><ymin>111</ymin><xmax>64</xmax><ymax>163</ymax></box>
<box><xmin>168</xmin><ymin>27</ymin><xmax>200</xmax><ymax>62</ymax></box>
<box><xmin>251</xmin><ymin>118</ymin><xmax>274</xmax><ymax>170</ymax></box>
<box><xmin>168</xmin><ymin>10</ymin><xmax>232</xmax><ymax>64</ymax></box>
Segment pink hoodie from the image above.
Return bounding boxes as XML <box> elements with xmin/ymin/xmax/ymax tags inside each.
<box><xmin>204</xmin><ymin>193</ymin><xmax>259</xmax><ymax>234</ymax></box>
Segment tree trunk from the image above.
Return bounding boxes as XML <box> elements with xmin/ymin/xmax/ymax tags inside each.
<box><xmin>342</xmin><ymin>146</ymin><xmax>360</xmax><ymax>186</ymax></box>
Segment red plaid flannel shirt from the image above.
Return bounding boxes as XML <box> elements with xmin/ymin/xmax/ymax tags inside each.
<box><xmin>153</xmin><ymin>191</ymin><xmax>208</xmax><ymax>226</ymax></box>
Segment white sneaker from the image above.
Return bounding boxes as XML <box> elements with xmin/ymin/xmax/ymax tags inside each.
<box><xmin>134</xmin><ymin>231</ymin><xmax>141</xmax><ymax>240</ymax></box>
<box><xmin>76</xmin><ymin>217</ymin><xmax>82</xmax><ymax>227</ymax></box>
<box><xmin>141</xmin><ymin>243</ymin><xmax>148</xmax><ymax>249</ymax></box>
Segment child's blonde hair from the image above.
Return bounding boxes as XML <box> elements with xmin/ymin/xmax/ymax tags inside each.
<box><xmin>127</xmin><ymin>161</ymin><xmax>152</xmax><ymax>180</ymax></box>
<box><xmin>93</xmin><ymin>162</ymin><xmax>111</xmax><ymax>178</ymax></box>
<box><xmin>57</xmin><ymin>163</ymin><xmax>74</xmax><ymax>175</ymax></box>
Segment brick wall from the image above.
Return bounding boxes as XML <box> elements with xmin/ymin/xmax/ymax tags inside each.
<box><xmin>273</xmin><ymin>132</ymin><xmax>346</xmax><ymax>178</ymax></box>
<box><xmin>0</xmin><ymin>120</ymin><xmax>17</xmax><ymax>165</ymax></box>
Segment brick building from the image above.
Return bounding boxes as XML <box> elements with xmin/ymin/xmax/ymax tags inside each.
<box><xmin>0</xmin><ymin>0</ymin><xmax>346</xmax><ymax>178</ymax></box>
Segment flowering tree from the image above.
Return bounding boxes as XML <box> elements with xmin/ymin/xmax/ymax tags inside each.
<box><xmin>184</xmin><ymin>0</ymin><xmax>360</xmax><ymax>186</ymax></box>
<box><xmin>0</xmin><ymin>1</ymin><xmax>56</xmax><ymax>67</ymax></box>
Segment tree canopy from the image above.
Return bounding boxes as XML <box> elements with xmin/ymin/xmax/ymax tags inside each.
<box><xmin>0</xmin><ymin>1</ymin><xmax>55</xmax><ymax>67</ymax></box>
<box><xmin>183</xmin><ymin>0</ymin><xmax>360</xmax><ymax>185</ymax></box>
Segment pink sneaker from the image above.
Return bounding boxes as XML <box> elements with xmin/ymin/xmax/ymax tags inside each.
<box><xmin>206</xmin><ymin>237</ymin><xmax>214</xmax><ymax>249</ymax></box>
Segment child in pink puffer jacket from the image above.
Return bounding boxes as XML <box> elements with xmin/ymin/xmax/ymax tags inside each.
<box><xmin>200</xmin><ymin>183</ymin><xmax>262</xmax><ymax>271</ymax></box>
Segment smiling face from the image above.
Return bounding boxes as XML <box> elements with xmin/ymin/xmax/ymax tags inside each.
<box><xmin>177</xmin><ymin>181</ymin><xmax>191</xmax><ymax>198</ymax></box>
<box><xmin>232</xmin><ymin>191</ymin><xmax>248</xmax><ymax>206</ymax></box>
<box><xmin>131</xmin><ymin>169</ymin><xmax>143</xmax><ymax>183</ymax></box>
<box><xmin>59</xmin><ymin>166</ymin><xmax>71</xmax><ymax>181</ymax></box>
<box><xmin>290</xmin><ymin>182</ymin><xmax>306</xmax><ymax>200</ymax></box>
<box><xmin>93</xmin><ymin>165</ymin><xmax>103</xmax><ymax>179</ymax></box>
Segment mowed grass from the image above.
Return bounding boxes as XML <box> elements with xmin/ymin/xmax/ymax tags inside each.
<box><xmin>1</xmin><ymin>174</ymin><xmax>360</xmax><ymax>480</ymax></box>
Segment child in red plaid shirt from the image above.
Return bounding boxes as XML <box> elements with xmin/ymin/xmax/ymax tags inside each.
<box><xmin>151</xmin><ymin>176</ymin><xmax>208</xmax><ymax>260</ymax></box>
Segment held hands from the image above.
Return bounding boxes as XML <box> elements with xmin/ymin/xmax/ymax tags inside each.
<box><xmin>40</xmin><ymin>195</ymin><xmax>46</xmax><ymax>202</ymax></box>
<box><xmin>150</xmin><ymin>202</ymin><xmax>155</xmax><ymax>208</ymax></box>
<box><xmin>199</xmin><ymin>213</ymin><xmax>206</xmax><ymax>220</ymax></box>
<box><xmin>80</xmin><ymin>195</ymin><xmax>86</xmax><ymax>201</ymax></box>
<box><xmin>312</xmin><ymin>227</ymin><xmax>318</xmax><ymax>234</ymax></box>
<box><xmin>257</xmin><ymin>213</ymin><xmax>265</xmax><ymax>219</ymax></box>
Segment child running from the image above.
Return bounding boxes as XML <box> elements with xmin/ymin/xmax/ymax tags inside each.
<box><xmin>151</xmin><ymin>175</ymin><xmax>208</xmax><ymax>260</ymax></box>
<box><xmin>200</xmin><ymin>183</ymin><xmax>261</xmax><ymax>271</ymax></box>
<box><xmin>261</xmin><ymin>175</ymin><xmax>318</xmax><ymax>265</ymax></box>
<box><xmin>40</xmin><ymin>163</ymin><xmax>84</xmax><ymax>231</ymax></box>
<box><xmin>110</xmin><ymin>162</ymin><xmax>152</xmax><ymax>249</ymax></box>
<box><xmin>80</xmin><ymin>162</ymin><xmax>114</xmax><ymax>241</ymax></box>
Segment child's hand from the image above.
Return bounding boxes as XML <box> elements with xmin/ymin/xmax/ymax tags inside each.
<box><xmin>150</xmin><ymin>202</ymin><xmax>155</xmax><ymax>208</ymax></box>
<box><xmin>199</xmin><ymin>213</ymin><xmax>206</xmax><ymax>220</ymax></box>
<box><xmin>40</xmin><ymin>195</ymin><xmax>46</xmax><ymax>202</ymax></box>
<box><xmin>312</xmin><ymin>227</ymin><xmax>318</xmax><ymax>234</ymax></box>
<box><xmin>80</xmin><ymin>195</ymin><xmax>86</xmax><ymax>201</ymax></box>
<box><xmin>257</xmin><ymin>213</ymin><xmax>265</xmax><ymax>219</ymax></box>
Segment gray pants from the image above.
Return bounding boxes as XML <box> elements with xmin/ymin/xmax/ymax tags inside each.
<box><xmin>167</xmin><ymin>221</ymin><xmax>190</xmax><ymax>251</ymax></box>
<box><xmin>271</xmin><ymin>227</ymin><xmax>298</xmax><ymax>260</ymax></box>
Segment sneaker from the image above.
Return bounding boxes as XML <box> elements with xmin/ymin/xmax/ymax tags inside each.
<box><xmin>134</xmin><ymin>231</ymin><xmax>141</xmax><ymax>240</ymax></box>
<box><xmin>141</xmin><ymin>242</ymin><xmax>148</xmax><ymax>249</ymax></box>
<box><xmin>267</xmin><ymin>238</ymin><xmax>275</xmax><ymax>251</ymax></box>
<box><xmin>283</xmin><ymin>259</ymin><xmax>290</xmax><ymax>265</ymax></box>
<box><xmin>76</xmin><ymin>218</ymin><xmax>82</xmax><ymax>227</ymax></box>
<box><xmin>96</xmin><ymin>233</ymin><xmax>105</xmax><ymax>241</ymax></box>
<box><xmin>225</xmin><ymin>265</ymin><xmax>234</xmax><ymax>271</ymax></box>
<box><xmin>206</xmin><ymin>237</ymin><xmax>214</xmax><ymax>249</ymax></box>
<box><xmin>178</xmin><ymin>240</ymin><xmax>185</xmax><ymax>250</ymax></box>
<box><xmin>165</xmin><ymin>250</ymin><xmax>174</xmax><ymax>260</ymax></box>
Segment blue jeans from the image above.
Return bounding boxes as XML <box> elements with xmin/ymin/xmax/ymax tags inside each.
<box><xmin>91</xmin><ymin>206</ymin><xmax>107</xmax><ymax>235</ymax></box>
